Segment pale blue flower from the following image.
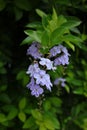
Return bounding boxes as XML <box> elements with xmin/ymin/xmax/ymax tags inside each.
<box><xmin>31</xmin><ymin>84</ymin><xmax>44</xmax><ymax>97</ymax></box>
<box><xmin>26</xmin><ymin>77</ymin><xmax>35</xmax><ymax>90</ymax></box>
<box><xmin>26</xmin><ymin>77</ymin><xmax>44</xmax><ymax>97</ymax></box>
<box><xmin>50</xmin><ymin>44</ymin><xmax>70</xmax><ymax>57</ymax></box>
<box><xmin>27</xmin><ymin>42</ymin><xmax>42</xmax><ymax>59</ymax></box>
<box><xmin>39</xmin><ymin>58</ymin><xmax>56</xmax><ymax>70</ymax></box>
<box><xmin>34</xmin><ymin>69</ymin><xmax>52</xmax><ymax>91</ymax></box>
<box><xmin>54</xmin><ymin>54</ymin><xmax>69</xmax><ymax>66</ymax></box>
<box><xmin>26</xmin><ymin>63</ymin><xmax>40</xmax><ymax>77</ymax></box>
<box><xmin>50</xmin><ymin>46</ymin><xmax>61</xmax><ymax>57</ymax></box>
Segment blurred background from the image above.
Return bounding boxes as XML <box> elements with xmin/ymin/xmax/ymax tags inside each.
<box><xmin>0</xmin><ymin>0</ymin><xmax>87</xmax><ymax>130</ymax></box>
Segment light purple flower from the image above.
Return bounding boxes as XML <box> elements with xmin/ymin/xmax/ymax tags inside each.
<box><xmin>34</xmin><ymin>69</ymin><xmax>52</xmax><ymax>91</ymax></box>
<box><xmin>26</xmin><ymin>63</ymin><xmax>40</xmax><ymax>77</ymax></box>
<box><xmin>26</xmin><ymin>77</ymin><xmax>35</xmax><ymax>90</ymax></box>
<box><xmin>50</xmin><ymin>44</ymin><xmax>70</xmax><ymax>57</ymax></box>
<box><xmin>26</xmin><ymin>77</ymin><xmax>44</xmax><ymax>97</ymax></box>
<box><xmin>54</xmin><ymin>54</ymin><xmax>69</xmax><ymax>66</ymax></box>
<box><xmin>54</xmin><ymin>78</ymin><xmax>66</xmax><ymax>87</ymax></box>
<box><xmin>31</xmin><ymin>84</ymin><xmax>44</xmax><ymax>97</ymax></box>
<box><xmin>50</xmin><ymin>46</ymin><xmax>61</xmax><ymax>57</ymax></box>
<box><xmin>39</xmin><ymin>58</ymin><xmax>56</xmax><ymax>70</ymax></box>
<box><xmin>27</xmin><ymin>42</ymin><xmax>42</xmax><ymax>59</ymax></box>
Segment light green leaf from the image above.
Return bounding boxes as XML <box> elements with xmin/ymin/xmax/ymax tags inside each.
<box><xmin>57</xmin><ymin>15</ymin><xmax>67</xmax><ymax>26</ymax></box>
<box><xmin>31</xmin><ymin>109</ymin><xmax>42</xmax><ymax>121</ymax></box>
<box><xmin>52</xmin><ymin>8</ymin><xmax>58</xmax><ymax>21</ymax></box>
<box><xmin>43</xmin><ymin>112</ymin><xmax>60</xmax><ymax>129</ymax></box>
<box><xmin>61</xmin><ymin>20</ymin><xmax>81</xmax><ymax>29</ymax></box>
<box><xmin>63</xmin><ymin>34</ymin><xmax>82</xmax><ymax>43</ymax></box>
<box><xmin>44</xmin><ymin>119</ymin><xmax>55</xmax><ymax>129</ymax></box>
<box><xmin>26</xmin><ymin>22</ymin><xmax>42</xmax><ymax>29</ymax></box>
<box><xmin>19</xmin><ymin>97</ymin><xmax>27</xmax><ymax>110</ymax></box>
<box><xmin>23</xmin><ymin>117</ymin><xmax>35</xmax><ymax>128</ymax></box>
<box><xmin>0</xmin><ymin>0</ymin><xmax>6</xmax><ymax>11</ymax></box>
<box><xmin>73</xmin><ymin>87</ymin><xmax>84</xmax><ymax>95</ymax></box>
<box><xmin>39</xmin><ymin>124</ymin><xmax>47</xmax><ymax>130</ymax></box>
<box><xmin>64</xmin><ymin>85</ymin><xmax>70</xmax><ymax>93</ymax></box>
<box><xmin>7</xmin><ymin>108</ymin><xmax>18</xmax><ymax>120</ymax></box>
<box><xmin>18</xmin><ymin>111</ymin><xmax>26</xmax><ymax>122</ymax></box>
<box><xmin>36</xmin><ymin>9</ymin><xmax>47</xmax><ymax>18</ymax></box>
<box><xmin>65</xmin><ymin>41</ymin><xmax>75</xmax><ymax>51</ymax></box>
<box><xmin>24</xmin><ymin>30</ymin><xmax>42</xmax><ymax>43</ymax></box>
<box><xmin>21</xmin><ymin>36</ymin><xmax>33</xmax><ymax>45</ymax></box>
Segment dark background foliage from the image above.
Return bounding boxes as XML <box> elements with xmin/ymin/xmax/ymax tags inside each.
<box><xmin>0</xmin><ymin>0</ymin><xmax>87</xmax><ymax>130</ymax></box>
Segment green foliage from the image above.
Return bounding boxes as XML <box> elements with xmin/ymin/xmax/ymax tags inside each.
<box><xmin>0</xmin><ymin>0</ymin><xmax>87</xmax><ymax>130</ymax></box>
<box><xmin>23</xmin><ymin>8</ymin><xmax>83</xmax><ymax>54</ymax></box>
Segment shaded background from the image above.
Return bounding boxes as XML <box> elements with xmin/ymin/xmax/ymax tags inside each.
<box><xmin>0</xmin><ymin>0</ymin><xmax>87</xmax><ymax>130</ymax></box>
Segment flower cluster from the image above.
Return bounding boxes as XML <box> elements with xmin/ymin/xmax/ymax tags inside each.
<box><xmin>26</xmin><ymin>42</ymin><xmax>70</xmax><ymax>97</ymax></box>
<box><xmin>50</xmin><ymin>45</ymin><xmax>70</xmax><ymax>66</ymax></box>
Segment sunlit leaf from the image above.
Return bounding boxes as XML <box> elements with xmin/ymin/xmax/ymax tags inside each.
<box><xmin>24</xmin><ymin>30</ymin><xmax>42</xmax><ymax>43</ymax></box>
<box><xmin>36</xmin><ymin>9</ymin><xmax>47</xmax><ymax>17</ymax></box>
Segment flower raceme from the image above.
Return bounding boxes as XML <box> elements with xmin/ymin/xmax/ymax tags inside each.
<box><xmin>26</xmin><ymin>42</ymin><xmax>70</xmax><ymax>97</ymax></box>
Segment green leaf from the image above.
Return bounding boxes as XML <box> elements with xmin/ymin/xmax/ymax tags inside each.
<box><xmin>50</xmin><ymin>26</ymin><xmax>68</xmax><ymax>44</ymax></box>
<box><xmin>42</xmin><ymin>15</ymin><xmax>49</xmax><ymax>30</ymax></box>
<box><xmin>0</xmin><ymin>113</ymin><xmax>7</xmax><ymax>122</ymax></box>
<box><xmin>23</xmin><ymin>117</ymin><xmax>35</xmax><ymax>128</ymax></box>
<box><xmin>43</xmin><ymin>112</ymin><xmax>60</xmax><ymax>129</ymax></box>
<box><xmin>63</xmin><ymin>34</ymin><xmax>82</xmax><ymax>43</ymax></box>
<box><xmin>7</xmin><ymin>108</ymin><xmax>18</xmax><ymax>120</ymax></box>
<box><xmin>26</xmin><ymin>22</ymin><xmax>42</xmax><ymax>29</ymax></box>
<box><xmin>64</xmin><ymin>85</ymin><xmax>70</xmax><ymax>93</ymax></box>
<box><xmin>21</xmin><ymin>36</ymin><xmax>33</xmax><ymax>45</ymax></box>
<box><xmin>43</xmin><ymin>100</ymin><xmax>51</xmax><ymax>111</ymax></box>
<box><xmin>31</xmin><ymin>109</ymin><xmax>42</xmax><ymax>121</ymax></box>
<box><xmin>52</xmin><ymin>8</ymin><xmax>58</xmax><ymax>21</ymax></box>
<box><xmin>18</xmin><ymin>111</ymin><xmax>26</xmax><ymax>122</ymax></box>
<box><xmin>41</xmin><ymin>31</ymin><xmax>50</xmax><ymax>47</ymax></box>
<box><xmin>14</xmin><ymin>7</ymin><xmax>23</xmax><ymax>21</ymax></box>
<box><xmin>65</xmin><ymin>41</ymin><xmax>75</xmax><ymax>51</ymax></box>
<box><xmin>50</xmin><ymin>20</ymin><xmax>81</xmax><ymax>45</ymax></box>
<box><xmin>19</xmin><ymin>97</ymin><xmax>27</xmax><ymax>110</ymax></box>
<box><xmin>14</xmin><ymin>0</ymin><xmax>32</xmax><ymax>11</ymax></box>
<box><xmin>36</xmin><ymin>9</ymin><xmax>47</xmax><ymax>18</ymax></box>
<box><xmin>39</xmin><ymin>124</ymin><xmax>47</xmax><ymax>130</ymax></box>
<box><xmin>0</xmin><ymin>0</ymin><xmax>6</xmax><ymax>11</ymax></box>
<box><xmin>61</xmin><ymin>20</ymin><xmax>81</xmax><ymax>29</ymax></box>
<box><xmin>49</xmin><ymin>97</ymin><xmax>62</xmax><ymax>107</ymax></box>
<box><xmin>57</xmin><ymin>15</ymin><xmax>67</xmax><ymax>26</ymax></box>
<box><xmin>44</xmin><ymin>119</ymin><xmax>55</xmax><ymax>129</ymax></box>
<box><xmin>24</xmin><ymin>30</ymin><xmax>42</xmax><ymax>43</ymax></box>
<box><xmin>73</xmin><ymin>87</ymin><xmax>84</xmax><ymax>95</ymax></box>
<box><xmin>16</xmin><ymin>71</ymin><xmax>26</xmax><ymax>80</ymax></box>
